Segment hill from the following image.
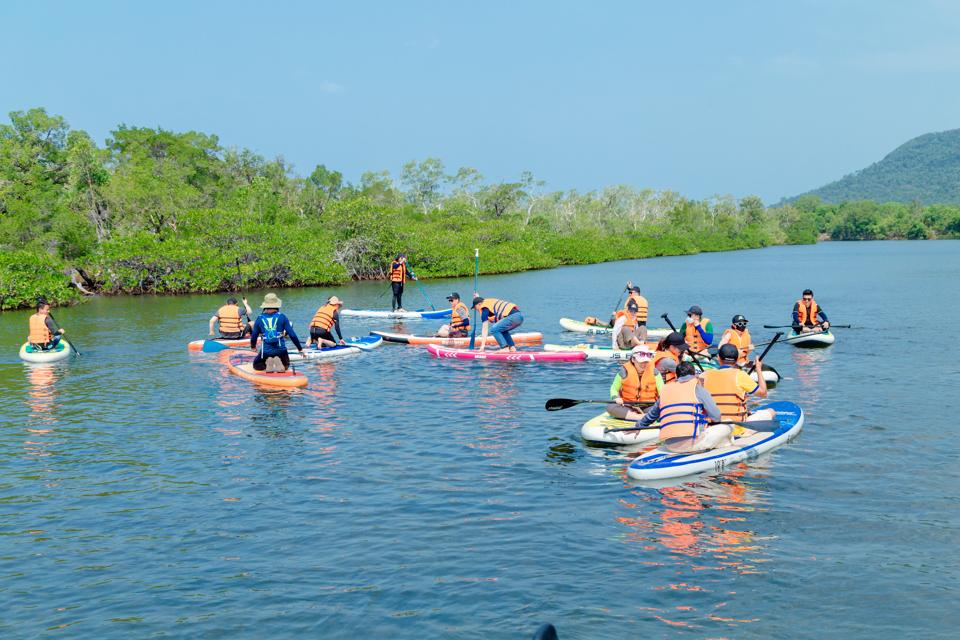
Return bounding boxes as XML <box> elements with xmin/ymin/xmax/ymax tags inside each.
<box><xmin>787</xmin><ymin>129</ymin><xmax>960</xmax><ymax>204</ymax></box>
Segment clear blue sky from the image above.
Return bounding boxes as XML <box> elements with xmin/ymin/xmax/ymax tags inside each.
<box><xmin>2</xmin><ymin>0</ymin><xmax>958</xmax><ymax>202</ymax></box>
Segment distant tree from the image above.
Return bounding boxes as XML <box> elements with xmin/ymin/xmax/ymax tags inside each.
<box><xmin>401</xmin><ymin>158</ymin><xmax>447</xmax><ymax>213</ymax></box>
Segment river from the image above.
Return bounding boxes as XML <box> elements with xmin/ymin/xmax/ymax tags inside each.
<box><xmin>0</xmin><ymin>240</ymin><xmax>957</xmax><ymax>639</ymax></box>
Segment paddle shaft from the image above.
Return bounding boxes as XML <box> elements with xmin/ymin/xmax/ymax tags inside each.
<box><xmin>47</xmin><ymin>311</ymin><xmax>80</xmax><ymax>356</ymax></box>
<box><xmin>605</xmin><ymin>418</ymin><xmax>782</xmax><ymax>434</ymax></box>
<box><xmin>763</xmin><ymin>323</ymin><xmax>850</xmax><ymax>329</ymax></box>
<box><xmin>469</xmin><ymin>248</ymin><xmax>479</xmax><ymax>349</ymax></box>
<box><xmin>746</xmin><ymin>332</ymin><xmax>782</xmax><ymax>374</ymax></box>
<box><xmin>661</xmin><ymin>313</ymin><xmax>704</xmax><ymax>372</ymax></box>
<box><xmin>545</xmin><ymin>398</ymin><xmax>651</xmax><ymax>411</ymax></box>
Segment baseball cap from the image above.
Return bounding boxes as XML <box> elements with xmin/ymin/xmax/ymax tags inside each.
<box><xmin>663</xmin><ymin>331</ymin><xmax>689</xmax><ymax>350</ymax></box>
<box><xmin>718</xmin><ymin>344</ymin><xmax>740</xmax><ymax>361</ymax></box>
<box><xmin>472</xmin><ymin>296</ymin><xmax>484</xmax><ymax>307</ymax></box>
<box><xmin>686</xmin><ymin>305</ymin><xmax>703</xmax><ymax>315</ymax></box>
<box><xmin>732</xmin><ymin>314</ymin><xmax>748</xmax><ymax>324</ymax></box>
<box><xmin>446</xmin><ymin>292</ymin><xmax>461</xmax><ymax>301</ymax></box>
<box><xmin>630</xmin><ymin>345</ymin><xmax>654</xmax><ymax>359</ymax></box>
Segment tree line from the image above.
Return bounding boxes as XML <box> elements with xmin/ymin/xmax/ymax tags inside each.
<box><xmin>1</xmin><ymin>107</ymin><xmax>957</xmax><ymax>310</ymax></box>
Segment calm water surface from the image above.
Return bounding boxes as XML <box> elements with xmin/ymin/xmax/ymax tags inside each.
<box><xmin>0</xmin><ymin>240</ymin><xmax>957</xmax><ymax>639</ymax></box>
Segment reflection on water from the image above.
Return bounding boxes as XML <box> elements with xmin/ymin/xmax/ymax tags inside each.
<box><xmin>792</xmin><ymin>349</ymin><xmax>830</xmax><ymax>398</ymax></box>
<box><xmin>25</xmin><ymin>364</ymin><xmax>62</xmax><ymax>426</ymax></box>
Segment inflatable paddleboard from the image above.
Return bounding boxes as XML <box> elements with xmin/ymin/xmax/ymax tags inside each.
<box><xmin>18</xmin><ymin>340</ymin><xmax>73</xmax><ymax>363</ymax></box>
<box><xmin>786</xmin><ymin>330</ymin><xmax>834</xmax><ymax>348</ymax></box>
<box><xmin>372</xmin><ymin>330</ymin><xmax>543</xmax><ymax>347</ymax></box>
<box><xmin>340</xmin><ymin>308</ymin><xmax>452</xmax><ymax>320</ymax></box>
<box><xmin>559</xmin><ymin>318</ymin><xmax>670</xmax><ymax>339</ymax></box>
<box><xmin>581</xmin><ymin>412</ymin><xmax>659</xmax><ymax>446</ymax></box>
<box><xmin>226</xmin><ymin>353</ymin><xmax>308</xmax><ymax>388</ymax></box>
<box><xmin>426</xmin><ymin>345</ymin><xmax>587</xmax><ymax>362</ymax></box>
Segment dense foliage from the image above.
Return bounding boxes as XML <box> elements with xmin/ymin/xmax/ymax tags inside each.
<box><xmin>788</xmin><ymin>129</ymin><xmax>960</xmax><ymax>205</ymax></box>
<box><xmin>1</xmin><ymin>108</ymin><xmax>956</xmax><ymax>310</ymax></box>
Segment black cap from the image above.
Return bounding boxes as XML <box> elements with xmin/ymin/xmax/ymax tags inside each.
<box><xmin>732</xmin><ymin>314</ymin><xmax>748</xmax><ymax>324</ymax></box>
<box><xmin>664</xmin><ymin>331</ymin><xmax>689</xmax><ymax>350</ymax></box>
<box><xmin>626</xmin><ymin>299</ymin><xmax>639</xmax><ymax>311</ymax></box>
<box><xmin>718</xmin><ymin>344</ymin><xmax>740</xmax><ymax>361</ymax></box>
<box><xmin>472</xmin><ymin>296</ymin><xmax>484</xmax><ymax>307</ymax></box>
<box><xmin>686</xmin><ymin>305</ymin><xmax>703</xmax><ymax>315</ymax></box>
<box><xmin>629</xmin><ymin>285</ymin><xmax>641</xmax><ymax>293</ymax></box>
<box><xmin>802</xmin><ymin>289</ymin><xmax>813</xmax><ymax>296</ymax></box>
<box><xmin>446</xmin><ymin>292</ymin><xmax>460</xmax><ymax>301</ymax></box>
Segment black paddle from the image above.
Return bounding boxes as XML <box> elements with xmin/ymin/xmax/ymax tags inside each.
<box><xmin>604</xmin><ymin>418</ymin><xmax>782</xmax><ymax>434</ymax></box>
<box><xmin>764</xmin><ymin>324</ymin><xmax>851</xmax><ymax>329</ymax></box>
<box><xmin>545</xmin><ymin>398</ymin><xmax>651</xmax><ymax>412</ymax></box>
<box><xmin>661</xmin><ymin>313</ymin><xmax>704</xmax><ymax>372</ymax></box>
<box><xmin>745</xmin><ymin>332</ymin><xmax>782</xmax><ymax>374</ymax></box>
<box><xmin>46</xmin><ymin>309</ymin><xmax>81</xmax><ymax>357</ymax></box>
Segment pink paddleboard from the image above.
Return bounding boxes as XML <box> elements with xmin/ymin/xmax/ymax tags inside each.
<box><xmin>426</xmin><ymin>345</ymin><xmax>587</xmax><ymax>362</ymax></box>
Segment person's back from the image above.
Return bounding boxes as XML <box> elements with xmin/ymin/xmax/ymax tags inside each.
<box><xmin>702</xmin><ymin>367</ymin><xmax>748</xmax><ymax>421</ymax></box>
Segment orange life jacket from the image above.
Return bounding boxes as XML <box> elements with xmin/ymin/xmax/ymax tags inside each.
<box><xmin>310</xmin><ymin>303</ymin><xmax>338</xmax><ymax>330</ymax></box>
<box><xmin>614</xmin><ymin>309</ymin><xmax>638</xmax><ymax>329</ymax></box>
<box><xmin>721</xmin><ymin>327</ymin><xmax>752</xmax><ymax>365</ymax></box>
<box><xmin>684</xmin><ymin>317</ymin><xmax>711</xmax><ymax>354</ymax></box>
<box><xmin>639</xmin><ymin>350</ymin><xmax>676</xmax><ymax>401</ymax></box>
<box><xmin>618</xmin><ymin>361</ymin><xmax>646</xmax><ymax>402</ymax></box>
<box><xmin>478</xmin><ymin>298</ymin><xmax>518</xmax><ymax>322</ymax></box>
<box><xmin>450</xmin><ymin>301</ymin><xmax>470</xmax><ymax>332</ymax></box>
<box><xmin>702</xmin><ymin>367</ymin><xmax>748</xmax><ymax>421</ymax></box>
<box><xmin>796</xmin><ymin>299</ymin><xmax>819</xmax><ymax>326</ymax></box>
<box><xmin>390</xmin><ymin>261</ymin><xmax>406</xmax><ymax>283</ymax></box>
<box><xmin>625</xmin><ymin>293</ymin><xmax>649</xmax><ymax>322</ymax></box>
<box><xmin>28</xmin><ymin>313</ymin><xmax>52</xmax><ymax>344</ymax></box>
<box><xmin>217</xmin><ymin>304</ymin><xmax>244</xmax><ymax>334</ymax></box>
<box><xmin>658</xmin><ymin>378</ymin><xmax>708</xmax><ymax>442</ymax></box>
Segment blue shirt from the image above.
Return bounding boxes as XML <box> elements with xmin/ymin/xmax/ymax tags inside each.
<box><xmin>250</xmin><ymin>312</ymin><xmax>302</xmax><ymax>352</ymax></box>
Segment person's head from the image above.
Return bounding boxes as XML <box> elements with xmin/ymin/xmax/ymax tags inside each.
<box><xmin>626</xmin><ymin>299</ymin><xmax>639</xmax><ymax>312</ymax></box>
<box><xmin>676</xmin><ymin>361</ymin><xmax>697</xmax><ymax>378</ymax></box>
<box><xmin>36</xmin><ymin>302</ymin><xmax>50</xmax><ymax>314</ymax></box>
<box><xmin>802</xmin><ymin>289</ymin><xmax>814</xmax><ymax>301</ymax></box>
<box><xmin>328</xmin><ymin>296</ymin><xmax>343</xmax><ymax>307</ymax></box>
<box><xmin>731</xmin><ymin>314</ymin><xmax>748</xmax><ymax>331</ymax></box>
<box><xmin>226</xmin><ymin>297</ymin><xmax>238</xmax><ymax>306</ymax></box>
<box><xmin>630</xmin><ymin>345</ymin><xmax>654</xmax><ymax>364</ymax></box>
<box><xmin>446</xmin><ymin>292</ymin><xmax>461</xmax><ymax>304</ymax></box>
<box><xmin>472</xmin><ymin>296</ymin><xmax>484</xmax><ymax>309</ymax></box>
<box><xmin>686</xmin><ymin>305</ymin><xmax>703</xmax><ymax>322</ymax></box>
<box><xmin>717</xmin><ymin>343</ymin><xmax>740</xmax><ymax>363</ymax></box>
<box><xmin>397</xmin><ymin>253</ymin><xmax>406</xmax><ymax>262</ymax></box>
<box><xmin>629</xmin><ymin>285</ymin><xmax>641</xmax><ymax>294</ymax></box>
<box><xmin>260</xmin><ymin>292</ymin><xmax>282</xmax><ymax>311</ymax></box>
<box><xmin>663</xmin><ymin>331</ymin><xmax>689</xmax><ymax>355</ymax></box>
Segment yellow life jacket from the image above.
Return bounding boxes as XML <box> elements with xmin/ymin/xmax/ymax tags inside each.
<box><xmin>478</xmin><ymin>298</ymin><xmax>518</xmax><ymax>323</ymax></box>
<box><xmin>310</xmin><ymin>303</ymin><xmax>338</xmax><ymax>330</ymax></box>
<box><xmin>449</xmin><ymin>301</ymin><xmax>470</xmax><ymax>332</ymax></box>
<box><xmin>684</xmin><ymin>317</ymin><xmax>711</xmax><ymax>353</ymax></box>
<box><xmin>702</xmin><ymin>367</ymin><xmax>748</xmax><ymax>421</ymax></box>
<box><xmin>217</xmin><ymin>304</ymin><xmax>244</xmax><ymax>334</ymax></box>
<box><xmin>626</xmin><ymin>293</ymin><xmax>649</xmax><ymax>322</ymax></box>
<box><xmin>28</xmin><ymin>313</ymin><xmax>52</xmax><ymax>345</ymax></box>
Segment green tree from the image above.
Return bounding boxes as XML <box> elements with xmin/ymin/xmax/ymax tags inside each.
<box><xmin>401</xmin><ymin>157</ymin><xmax>446</xmax><ymax>213</ymax></box>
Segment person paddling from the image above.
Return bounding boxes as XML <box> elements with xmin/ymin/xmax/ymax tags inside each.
<box><xmin>28</xmin><ymin>302</ymin><xmax>65</xmax><ymax>351</ymax></box>
<box><xmin>718</xmin><ymin>314</ymin><xmax>753</xmax><ymax>365</ymax></box>
<box><xmin>792</xmin><ymin>289</ymin><xmax>830</xmax><ymax>333</ymax></box>
<box><xmin>633</xmin><ymin>361</ymin><xmax>727</xmax><ymax>453</ymax></box>
<box><xmin>249</xmin><ymin>293</ymin><xmax>303</xmax><ymax>372</ymax></box>
<box><xmin>611</xmin><ymin>299</ymin><xmax>643</xmax><ymax>350</ymax></box>
<box><xmin>701</xmin><ymin>343</ymin><xmax>776</xmax><ymax>424</ymax></box>
<box><xmin>308</xmin><ymin>296</ymin><xmax>346</xmax><ymax>348</ymax></box>
<box><xmin>436</xmin><ymin>292</ymin><xmax>470</xmax><ymax>338</ymax></box>
<box><xmin>683</xmin><ymin>305</ymin><xmax>714</xmax><ymax>354</ymax></box>
<box><xmin>624</xmin><ymin>282</ymin><xmax>649</xmax><ymax>342</ymax></box>
<box><xmin>209</xmin><ymin>297</ymin><xmax>253</xmax><ymax>339</ymax></box>
<box><xmin>472</xmin><ymin>295</ymin><xmax>523</xmax><ymax>352</ymax></box>
<box><xmin>606</xmin><ymin>346</ymin><xmax>657</xmax><ymax>420</ymax></box>
<box><xmin>389</xmin><ymin>253</ymin><xmax>417</xmax><ymax>312</ymax></box>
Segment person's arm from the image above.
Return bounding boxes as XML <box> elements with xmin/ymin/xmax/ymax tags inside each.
<box><xmin>637</xmin><ymin>400</ymin><xmax>661</xmax><ymax>427</ymax></box>
<box><xmin>792</xmin><ymin>303</ymin><xmax>801</xmax><ymax>330</ymax></box>
<box><xmin>696</xmin><ymin>321</ymin><xmax>714</xmax><ymax>345</ymax></box>
<box><xmin>718</xmin><ymin>330</ymin><xmax>730</xmax><ymax>347</ymax></box>
<box><xmin>46</xmin><ymin>316</ymin><xmax>63</xmax><ymax>335</ymax></box>
<box><xmin>611</xmin><ymin>316</ymin><xmax>626</xmax><ymax>350</ymax></box>
<box><xmin>654</xmin><ymin>371</ymin><xmax>664</xmax><ymax>394</ymax></box>
<box><xmin>695</xmin><ymin>385</ymin><xmax>722</xmax><ymax>422</ymax></box>
<box><xmin>408</xmin><ymin>265</ymin><xmax>417</xmax><ymax>280</ymax></box>
<box><xmin>284</xmin><ymin>316</ymin><xmax>303</xmax><ymax>351</ymax></box>
<box><xmin>241</xmin><ymin>299</ymin><xmax>253</xmax><ymax>320</ymax></box>
<box><xmin>249</xmin><ymin>318</ymin><xmax>260</xmax><ymax>348</ymax></box>
<box><xmin>209</xmin><ymin>315</ymin><xmax>218</xmax><ymax>336</ymax></box>
<box><xmin>610</xmin><ymin>369</ymin><xmax>626</xmax><ymax>400</ymax></box>
<box><xmin>817</xmin><ymin>307</ymin><xmax>829</xmax><ymax>328</ymax></box>
<box><xmin>746</xmin><ymin>363</ymin><xmax>767</xmax><ymax>398</ymax></box>
<box><xmin>478</xmin><ymin>310</ymin><xmax>490</xmax><ymax>351</ymax></box>
<box><xmin>333</xmin><ymin>312</ymin><xmax>344</xmax><ymax>343</ymax></box>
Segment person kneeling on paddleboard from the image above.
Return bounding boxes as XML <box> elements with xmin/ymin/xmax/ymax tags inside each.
<box><xmin>436</xmin><ymin>293</ymin><xmax>470</xmax><ymax>338</ymax></box>
<box><xmin>472</xmin><ymin>295</ymin><xmax>523</xmax><ymax>352</ymax></box>
<box><xmin>250</xmin><ymin>293</ymin><xmax>303</xmax><ymax>372</ymax></box>
<box><xmin>701</xmin><ymin>344</ymin><xmax>776</xmax><ymax>429</ymax></box>
<box><xmin>792</xmin><ymin>289</ymin><xmax>830</xmax><ymax>334</ymax></box>
<box><xmin>611</xmin><ymin>299</ymin><xmax>643</xmax><ymax>350</ymax></box>
<box><xmin>606</xmin><ymin>346</ymin><xmax>657</xmax><ymax>421</ymax></box>
<box><xmin>308</xmin><ymin>296</ymin><xmax>346</xmax><ymax>348</ymax></box>
<box><xmin>633</xmin><ymin>361</ymin><xmax>729</xmax><ymax>454</ymax></box>
<box><xmin>209</xmin><ymin>297</ymin><xmax>253</xmax><ymax>339</ymax></box>
<box><xmin>28</xmin><ymin>302</ymin><xmax>65</xmax><ymax>351</ymax></box>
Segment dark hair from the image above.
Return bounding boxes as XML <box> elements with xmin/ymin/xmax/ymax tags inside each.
<box><xmin>676</xmin><ymin>361</ymin><xmax>697</xmax><ymax>377</ymax></box>
<box><xmin>36</xmin><ymin>301</ymin><xmax>49</xmax><ymax>311</ymax></box>
<box><xmin>626</xmin><ymin>300</ymin><xmax>639</xmax><ymax>311</ymax></box>
<box><xmin>717</xmin><ymin>343</ymin><xmax>740</xmax><ymax>361</ymax></box>
<box><xmin>226</xmin><ymin>297</ymin><xmax>238</xmax><ymax>305</ymax></box>
<box><xmin>802</xmin><ymin>289</ymin><xmax>813</xmax><ymax>296</ymax></box>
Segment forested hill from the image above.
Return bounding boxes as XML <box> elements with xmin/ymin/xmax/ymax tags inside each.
<box><xmin>788</xmin><ymin>129</ymin><xmax>960</xmax><ymax>204</ymax></box>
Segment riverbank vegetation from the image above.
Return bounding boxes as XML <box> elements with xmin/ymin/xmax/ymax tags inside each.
<box><xmin>2</xmin><ymin>107</ymin><xmax>959</xmax><ymax>310</ymax></box>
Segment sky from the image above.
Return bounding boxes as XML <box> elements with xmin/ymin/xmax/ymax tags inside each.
<box><xmin>2</xmin><ymin>0</ymin><xmax>958</xmax><ymax>202</ymax></box>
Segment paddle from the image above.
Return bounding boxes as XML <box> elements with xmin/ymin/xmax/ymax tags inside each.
<box><xmin>604</xmin><ymin>418</ymin><xmax>782</xmax><ymax>434</ymax></box>
<box><xmin>202</xmin><ymin>339</ymin><xmax>251</xmax><ymax>353</ymax></box>
<box><xmin>46</xmin><ymin>310</ymin><xmax>81</xmax><ymax>357</ymax></box>
<box><xmin>661</xmin><ymin>313</ymin><xmax>704</xmax><ymax>372</ymax></box>
<box><xmin>469</xmin><ymin>248</ymin><xmax>479</xmax><ymax>349</ymax></box>
<box><xmin>763</xmin><ymin>324</ymin><xmax>851</xmax><ymax>329</ymax></box>
<box><xmin>746</xmin><ymin>332</ymin><xmax>782</xmax><ymax>374</ymax></box>
<box><xmin>410</xmin><ymin>270</ymin><xmax>436</xmax><ymax>310</ymax></box>
<box><xmin>545</xmin><ymin>398</ymin><xmax>652</xmax><ymax>411</ymax></box>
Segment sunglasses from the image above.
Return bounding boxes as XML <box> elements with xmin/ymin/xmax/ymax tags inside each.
<box><xmin>734</xmin><ymin>322</ymin><xmax>748</xmax><ymax>329</ymax></box>
<box><xmin>802</xmin><ymin>296</ymin><xmax>813</xmax><ymax>301</ymax></box>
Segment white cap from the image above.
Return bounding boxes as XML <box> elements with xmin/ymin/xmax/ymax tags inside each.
<box><xmin>630</xmin><ymin>345</ymin><xmax>655</xmax><ymax>360</ymax></box>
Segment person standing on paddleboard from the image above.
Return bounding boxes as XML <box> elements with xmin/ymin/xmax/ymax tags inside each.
<box><xmin>209</xmin><ymin>297</ymin><xmax>253</xmax><ymax>339</ymax></box>
<box><xmin>718</xmin><ymin>314</ymin><xmax>753</xmax><ymax>365</ymax></box>
<box><xmin>249</xmin><ymin>293</ymin><xmax>303</xmax><ymax>372</ymax></box>
<box><xmin>389</xmin><ymin>254</ymin><xmax>417</xmax><ymax>312</ymax></box>
<box><xmin>633</xmin><ymin>361</ymin><xmax>727</xmax><ymax>453</ymax></box>
<box><xmin>307</xmin><ymin>296</ymin><xmax>346</xmax><ymax>348</ymax></box>
<box><xmin>28</xmin><ymin>301</ymin><xmax>65</xmax><ymax>351</ymax></box>
<box><xmin>792</xmin><ymin>289</ymin><xmax>830</xmax><ymax>333</ymax></box>
<box><xmin>472</xmin><ymin>295</ymin><xmax>523</xmax><ymax>352</ymax></box>
<box><xmin>436</xmin><ymin>293</ymin><xmax>470</xmax><ymax>338</ymax></box>
<box><xmin>607</xmin><ymin>346</ymin><xmax>658</xmax><ymax>420</ymax></box>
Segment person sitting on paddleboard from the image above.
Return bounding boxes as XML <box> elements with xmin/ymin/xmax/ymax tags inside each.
<box><xmin>634</xmin><ymin>361</ymin><xmax>727</xmax><ymax>453</ymax></box>
<box><xmin>389</xmin><ymin>254</ymin><xmax>417</xmax><ymax>312</ymax></box>
<box><xmin>718</xmin><ymin>314</ymin><xmax>753</xmax><ymax>365</ymax></box>
<box><xmin>250</xmin><ymin>293</ymin><xmax>303</xmax><ymax>372</ymax></box>
<box><xmin>209</xmin><ymin>297</ymin><xmax>253</xmax><ymax>339</ymax></box>
<box><xmin>611</xmin><ymin>299</ymin><xmax>644</xmax><ymax>350</ymax></box>
<box><xmin>308</xmin><ymin>296</ymin><xmax>346</xmax><ymax>348</ymax></box>
<box><xmin>792</xmin><ymin>289</ymin><xmax>830</xmax><ymax>333</ymax></box>
<box><xmin>28</xmin><ymin>302</ymin><xmax>65</xmax><ymax>351</ymax></box>
<box><xmin>701</xmin><ymin>344</ymin><xmax>776</xmax><ymax>428</ymax></box>
<box><xmin>436</xmin><ymin>292</ymin><xmax>470</xmax><ymax>338</ymax></box>
<box><xmin>683</xmin><ymin>305</ymin><xmax>714</xmax><ymax>355</ymax></box>
<box><xmin>472</xmin><ymin>295</ymin><xmax>523</xmax><ymax>352</ymax></box>
<box><xmin>623</xmin><ymin>282</ymin><xmax>649</xmax><ymax>342</ymax></box>
<box><xmin>606</xmin><ymin>346</ymin><xmax>658</xmax><ymax>420</ymax></box>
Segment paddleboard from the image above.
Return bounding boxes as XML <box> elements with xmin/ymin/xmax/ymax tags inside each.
<box><xmin>626</xmin><ymin>401</ymin><xmax>803</xmax><ymax>480</ymax></box>
<box><xmin>559</xmin><ymin>318</ymin><xmax>670</xmax><ymax>339</ymax></box>
<box><xmin>291</xmin><ymin>345</ymin><xmax>361</xmax><ymax>362</ymax></box>
<box><xmin>18</xmin><ymin>340</ymin><xmax>73</xmax><ymax>363</ymax></box>
<box><xmin>340</xmin><ymin>308</ymin><xmax>452</xmax><ymax>319</ymax></box>
<box><xmin>372</xmin><ymin>330</ymin><xmax>543</xmax><ymax>347</ymax></box>
<box><xmin>188</xmin><ymin>337</ymin><xmax>250</xmax><ymax>351</ymax></box>
<box><xmin>581</xmin><ymin>412</ymin><xmax>659</xmax><ymax>446</ymax></box>
<box><xmin>543</xmin><ymin>343</ymin><xmax>658</xmax><ymax>361</ymax></box>
<box><xmin>426</xmin><ymin>345</ymin><xmax>587</xmax><ymax>362</ymax></box>
<box><xmin>226</xmin><ymin>353</ymin><xmax>308</xmax><ymax>388</ymax></box>
<box><xmin>786</xmin><ymin>330</ymin><xmax>834</xmax><ymax>348</ymax></box>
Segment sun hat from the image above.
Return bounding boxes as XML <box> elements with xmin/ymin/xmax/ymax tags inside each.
<box><xmin>630</xmin><ymin>345</ymin><xmax>654</xmax><ymax>360</ymax></box>
<box><xmin>260</xmin><ymin>293</ymin><xmax>282</xmax><ymax>309</ymax></box>
<box><xmin>328</xmin><ymin>296</ymin><xmax>343</xmax><ymax>305</ymax></box>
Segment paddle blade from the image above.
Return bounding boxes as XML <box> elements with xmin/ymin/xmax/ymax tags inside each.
<box><xmin>732</xmin><ymin>419</ymin><xmax>782</xmax><ymax>432</ymax></box>
<box><xmin>201</xmin><ymin>339</ymin><xmax>232</xmax><ymax>353</ymax></box>
<box><xmin>545</xmin><ymin>398</ymin><xmax>581</xmax><ymax>411</ymax></box>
